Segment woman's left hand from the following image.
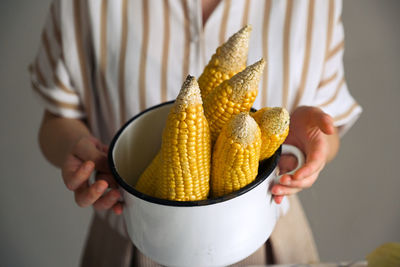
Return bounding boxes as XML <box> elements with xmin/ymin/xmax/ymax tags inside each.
<box><xmin>271</xmin><ymin>106</ymin><xmax>339</xmax><ymax>204</ymax></box>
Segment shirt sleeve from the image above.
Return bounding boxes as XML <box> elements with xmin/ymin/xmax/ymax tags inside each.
<box><xmin>29</xmin><ymin>0</ymin><xmax>85</xmax><ymax>119</ymax></box>
<box><xmin>314</xmin><ymin>0</ymin><xmax>362</xmax><ymax>136</ymax></box>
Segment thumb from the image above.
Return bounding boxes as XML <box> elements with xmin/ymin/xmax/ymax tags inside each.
<box><xmin>312</xmin><ymin>108</ymin><xmax>335</xmax><ymax>135</ymax></box>
<box><xmin>73</xmin><ymin>137</ymin><xmax>110</xmax><ymax>173</ymax></box>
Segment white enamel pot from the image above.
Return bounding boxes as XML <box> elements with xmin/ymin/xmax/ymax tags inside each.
<box><xmin>108</xmin><ymin>101</ymin><xmax>304</xmax><ymax>267</ymax></box>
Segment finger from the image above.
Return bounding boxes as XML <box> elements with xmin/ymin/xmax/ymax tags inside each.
<box><xmin>112</xmin><ymin>202</ymin><xmax>123</xmax><ymax>215</ymax></box>
<box><xmin>312</xmin><ymin>109</ymin><xmax>334</xmax><ymax>135</ymax></box>
<box><xmin>62</xmin><ymin>154</ymin><xmax>83</xmax><ymax>174</ymax></box>
<box><xmin>279</xmin><ymin>174</ymin><xmax>292</xmax><ymax>186</ymax></box>
<box><xmin>96</xmin><ymin>172</ymin><xmax>118</xmax><ymax>188</ymax></box>
<box><xmin>93</xmin><ymin>189</ymin><xmax>121</xmax><ymax>211</ymax></box>
<box><xmin>63</xmin><ymin>160</ymin><xmax>95</xmax><ymax>191</ymax></box>
<box><xmin>271</xmin><ymin>184</ymin><xmax>302</xmax><ymax>196</ymax></box>
<box><xmin>274</xmin><ymin>195</ymin><xmax>284</xmax><ymax>204</ymax></box>
<box><xmin>280</xmin><ymin>173</ymin><xmax>319</xmax><ymax>189</ymax></box>
<box><xmin>320</xmin><ymin>115</ymin><xmax>334</xmax><ymax>135</ymax></box>
<box><xmin>293</xmin><ymin>138</ymin><xmax>326</xmax><ymax>180</ymax></box>
<box><xmin>73</xmin><ymin>138</ymin><xmax>109</xmax><ymax>173</ymax></box>
<box><xmin>293</xmin><ymin>159</ymin><xmax>324</xmax><ymax>181</ymax></box>
<box><xmin>74</xmin><ymin>180</ymin><xmax>108</xmax><ymax>208</ymax></box>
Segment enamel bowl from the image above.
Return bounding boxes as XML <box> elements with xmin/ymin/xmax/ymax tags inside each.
<box><xmin>108</xmin><ymin>101</ymin><xmax>304</xmax><ymax>267</ymax></box>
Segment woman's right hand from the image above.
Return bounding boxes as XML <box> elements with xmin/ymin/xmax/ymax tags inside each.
<box><xmin>61</xmin><ymin>136</ymin><xmax>123</xmax><ymax>214</ymax></box>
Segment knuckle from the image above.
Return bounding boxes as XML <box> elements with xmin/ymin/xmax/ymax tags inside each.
<box><xmin>104</xmin><ymin>193</ymin><xmax>117</xmax><ymax>205</ymax></box>
<box><xmin>100</xmin><ymin>192</ymin><xmax>119</xmax><ymax>210</ymax></box>
<box><xmin>63</xmin><ymin>173</ymin><xmax>80</xmax><ymax>191</ymax></box>
<box><xmin>94</xmin><ymin>198</ymin><xmax>111</xmax><ymax>211</ymax></box>
<box><xmin>63</xmin><ymin>175</ymin><xmax>76</xmax><ymax>191</ymax></box>
<box><xmin>75</xmin><ymin>190</ymin><xmax>95</xmax><ymax>208</ymax></box>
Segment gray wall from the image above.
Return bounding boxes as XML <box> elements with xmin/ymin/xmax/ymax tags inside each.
<box><xmin>0</xmin><ymin>1</ymin><xmax>92</xmax><ymax>267</ymax></box>
<box><xmin>0</xmin><ymin>0</ymin><xmax>399</xmax><ymax>266</ymax></box>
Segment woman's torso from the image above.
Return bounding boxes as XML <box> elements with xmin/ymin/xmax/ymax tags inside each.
<box><xmin>60</xmin><ymin>0</ymin><xmax>332</xmax><ymax>142</ymax></box>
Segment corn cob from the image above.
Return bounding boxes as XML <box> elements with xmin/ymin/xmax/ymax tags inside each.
<box><xmin>198</xmin><ymin>25</ymin><xmax>252</xmax><ymax>100</ymax></box>
<box><xmin>135</xmin><ymin>151</ymin><xmax>162</xmax><ymax>197</ymax></box>
<box><xmin>203</xmin><ymin>59</ymin><xmax>265</xmax><ymax>143</ymax></box>
<box><xmin>251</xmin><ymin>107</ymin><xmax>290</xmax><ymax>161</ymax></box>
<box><xmin>154</xmin><ymin>76</ymin><xmax>211</xmax><ymax>201</ymax></box>
<box><xmin>211</xmin><ymin>112</ymin><xmax>262</xmax><ymax>198</ymax></box>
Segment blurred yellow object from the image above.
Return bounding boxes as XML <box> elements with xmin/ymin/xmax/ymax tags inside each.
<box><xmin>366</xmin><ymin>242</ymin><xmax>400</xmax><ymax>267</ymax></box>
<box><xmin>135</xmin><ymin>151</ymin><xmax>162</xmax><ymax>197</ymax></box>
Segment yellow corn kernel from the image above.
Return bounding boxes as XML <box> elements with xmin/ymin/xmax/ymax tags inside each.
<box><xmin>251</xmin><ymin>107</ymin><xmax>290</xmax><ymax>160</ymax></box>
<box><xmin>155</xmin><ymin>76</ymin><xmax>211</xmax><ymax>201</ymax></box>
<box><xmin>211</xmin><ymin>112</ymin><xmax>261</xmax><ymax>198</ymax></box>
<box><xmin>203</xmin><ymin>59</ymin><xmax>265</xmax><ymax>143</ymax></box>
<box><xmin>135</xmin><ymin>151</ymin><xmax>162</xmax><ymax>197</ymax></box>
<box><xmin>198</xmin><ymin>25</ymin><xmax>252</xmax><ymax>99</ymax></box>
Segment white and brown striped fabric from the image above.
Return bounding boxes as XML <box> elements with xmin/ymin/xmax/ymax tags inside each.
<box><xmin>30</xmin><ymin>0</ymin><xmax>362</xmax><ymax>266</ymax></box>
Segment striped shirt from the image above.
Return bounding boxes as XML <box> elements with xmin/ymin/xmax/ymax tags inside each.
<box><xmin>30</xmin><ymin>0</ymin><xmax>361</xmax><ymax>235</ymax></box>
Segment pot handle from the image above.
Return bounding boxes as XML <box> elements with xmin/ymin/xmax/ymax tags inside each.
<box><xmin>270</xmin><ymin>144</ymin><xmax>305</xmax><ymax>213</ymax></box>
<box><xmin>274</xmin><ymin>144</ymin><xmax>305</xmax><ymax>184</ymax></box>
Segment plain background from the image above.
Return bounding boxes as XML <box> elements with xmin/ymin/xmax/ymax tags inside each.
<box><xmin>1</xmin><ymin>0</ymin><xmax>399</xmax><ymax>266</ymax></box>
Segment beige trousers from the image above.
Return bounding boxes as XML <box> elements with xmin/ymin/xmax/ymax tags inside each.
<box><xmin>81</xmin><ymin>195</ymin><xmax>319</xmax><ymax>267</ymax></box>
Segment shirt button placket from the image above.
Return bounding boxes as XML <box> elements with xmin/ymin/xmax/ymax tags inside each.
<box><xmin>188</xmin><ymin>0</ymin><xmax>204</xmax><ymax>77</ymax></box>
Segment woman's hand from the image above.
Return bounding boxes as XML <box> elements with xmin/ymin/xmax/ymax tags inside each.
<box><xmin>61</xmin><ymin>136</ymin><xmax>123</xmax><ymax>214</ymax></box>
<box><xmin>271</xmin><ymin>106</ymin><xmax>340</xmax><ymax>204</ymax></box>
